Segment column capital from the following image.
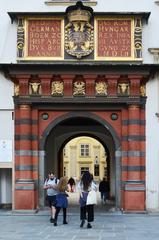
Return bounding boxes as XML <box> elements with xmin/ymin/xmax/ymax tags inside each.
<box><xmin>61</xmin><ymin>74</ymin><xmax>75</xmax><ymax>80</ymax></box>
<box><xmin>148</xmin><ymin>48</ymin><xmax>159</xmax><ymax>63</ymax></box>
<box><xmin>128</xmin><ymin>104</ymin><xmax>140</xmax><ymax>110</ymax></box>
<box><xmin>38</xmin><ymin>74</ymin><xmax>52</xmax><ymax>79</ymax></box>
<box><xmin>19</xmin><ymin>104</ymin><xmax>31</xmax><ymax>110</ymax></box>
<box><xmin>105</xmin><ymin>75</ymin><xmax>120</xmax><ymax>80</ymax></box>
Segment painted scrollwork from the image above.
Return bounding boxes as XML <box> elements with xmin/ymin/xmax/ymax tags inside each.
<box><xmin>17</xmin><ymin>18</ymin><xmax>25</xmax><ymax>58</ymax></box>
<box><xmin>51</xmin><ymin>81</ymin><xmax>64</xmax><ymax>96</ymax></box>
<box><xmin>134</xmin><ymin>18</ymin><xmax>142</xmax><ymax>58</ymax></box>
<box><xmin>73</xmin><ymin>81</ymin><xmax>85</xmax><ymax>96</ymax></box>
<box><xmin>95</xmin><ymin>81</ymin><xmax>107</xmax><ymax>96</ymax></box>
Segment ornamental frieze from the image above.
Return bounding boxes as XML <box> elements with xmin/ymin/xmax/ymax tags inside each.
<box><xmin>16</xmin><ymin>1</ymin><xmax>144</xmax><ymax>61</ymax></box>
<box><xmin>29</xmin><ymin>82</ymin><xmax>41</xmax><ymax>95</ymax></box>
<box><xmin>117</xmin><ymin>83</ymin><xmax>130</xmax><ymax>96</ymax></box>
<box><xmin>51</xmin><ymin>81</ymin><xmax>64</xmax><ymax>96</ymax></box>
<box><xmin>73</xmin><ymin>81</ymin><xmax>85</xmax><ymax>96</ymax></box>
<box><xmin>95</xmin><ymin>81</ymin><xmax>107</xmax><ymax>96</ymax></box>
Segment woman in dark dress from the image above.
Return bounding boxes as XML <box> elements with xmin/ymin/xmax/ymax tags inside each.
<box><xmin>54</xmin><ymin>177</ymin><xmax>69</xmax><ymax>226</ymax></box>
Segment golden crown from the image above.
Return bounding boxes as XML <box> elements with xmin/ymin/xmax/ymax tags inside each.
<box><xmin>67</xmin><ymin>9</ymin><xmax>92</xmax><ymax>22</ymax></box>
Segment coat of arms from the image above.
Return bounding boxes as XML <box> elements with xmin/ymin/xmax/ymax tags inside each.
<box><xmin>65</xmin><ymin>1</ymin><xmax>94</xmax><ymax>59</ymax></box>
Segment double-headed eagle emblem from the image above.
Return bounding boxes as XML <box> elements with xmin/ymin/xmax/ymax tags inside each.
<box><xmin>65</xmin><ymin>2</ymin><xmax>94</xmax><ymax>59</ymax></box>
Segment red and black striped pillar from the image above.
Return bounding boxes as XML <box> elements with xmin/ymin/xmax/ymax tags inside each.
<box><xmin>123</xmin><ymin>105</ymin><xmax>145</xmax><ymax>211</ymax></box>
<box><xmin>14</xmin><ymin>104</ymin><xmax>36</xmax><ymax>210</ymax></box>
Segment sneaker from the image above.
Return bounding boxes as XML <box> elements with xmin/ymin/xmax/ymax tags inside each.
<box><xmin>87</xmin><ymin>223</ymin><xmax>92</xmax><ymax>229</ymax></box>
<box><xmin>63</xmin><ymin>221</ymin><xmax>68</xmax><ymax>224</ymax></box>
<box><xmin>80</xmin><ymin>220</ymin><xmax>85</xmax><ymax>228</ymax></box>
<box><xmin>54</xmin><ymin>222</ymin><xmax>57</xmax><ymax>226</ymax></box>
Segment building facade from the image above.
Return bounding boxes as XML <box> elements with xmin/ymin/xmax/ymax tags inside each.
<box><xmin>0</xmin><ymin>0</ymin><xmax>159</xmax><ymax>212</ymax></box>
<box><xmin>63</xmin><ymin>136</ymin><xmax>108</xmax><ymax>181</ymax></box>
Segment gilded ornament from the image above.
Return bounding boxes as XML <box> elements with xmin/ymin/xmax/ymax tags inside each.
<box><xmin>14</xmin><ymin>84</ymin><xmax>20</xmax><ymax>96</ymax></box>
<box><xmin>51</xmin><ymin>81</ymin><xmax>64</xmax><ymax>95</ymax></box>
<box><xmin>140</xmin><ymin>85</ymin><xmax>146</xmax><ymax>96</ymax></box>
<box><xmin>118</xmin><ymin>83</ymin><xmax>129</xmax><ymax>95</ymax></box>
<box><xmin>29</xmin><ymin>82</ymin><xmax>41</xmax><ymax>94</ymax></box>
<box><xmin>73</xmin><ymin>81</ymin><xmax>85</xmax><ymax>96</ymax></box>
<box><xmin>134</xmin><ymin>18</ymin><xmax>142</xmax><ymax>58</ymax></box>
<box><xmin>65</xmin><ymin>2</ymin><xmax>94</xmax><ymax>59</ymax></box>
<box><xmin>17</xmin><ymin>18</ymin><xmax>25</xmax><ymax>58</ymax></box>
<box><xmin>95</xmin><ymin>81</ymin><xmax>107</xmax><ymax>95</ymax></box>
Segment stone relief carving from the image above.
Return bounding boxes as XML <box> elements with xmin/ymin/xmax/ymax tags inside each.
<box><xmin>73</xmin><ymin>81</ymin><xmax>85</xmax><ymax>95</ymax></box>
<box><xmin>95</xmin><ymin>81</ymin><xmax>107</xmax><ymax>96</ymax></box>
<box><xmin>51</xmin><ymin>81</ymin><xmax>64</xmax><ymax>95</ymax></box>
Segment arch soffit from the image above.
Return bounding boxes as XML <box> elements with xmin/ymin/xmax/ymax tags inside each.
<box><xmin>40</xmin><ymin>111</ymin><xmax>121</xmax><ymax>150</ymax></box>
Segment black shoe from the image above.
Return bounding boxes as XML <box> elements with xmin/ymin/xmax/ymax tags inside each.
<box><xmin>50</xmin><ymin>218</ymin><xmax>55</xmax><ymax>223</ymax></box>
<box><xmin>54</xmin><ymin>222</ymin><xmax>57</xmax><ymax>226</ymax></box>
<box><xmin>63</xmin><ymin>221</ymin><xmax>68</xmax><ymax>224</ymax></box>
<box><xmin>87</xmin><ymin>223</ymin><xmax>92</xmax><ymax>229</ymax></box>
<box><xmin>80</xmin><ymin>220</ymin><xmax>85</xmax><ymax>228</ymax></box>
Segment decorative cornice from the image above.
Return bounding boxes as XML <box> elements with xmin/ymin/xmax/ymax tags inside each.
<box><xmin>44</xmin><ymin>0</ymin><xmax>97</xmax><ymax>6</ymax></box>
<box><xmin>7</xmin><ymin>11</ymin><xmax>150</xmax><ymax>23</ymax></box>
<box><xmin>148</xmin><ymin>48</ymin><xmax>159</xmax><ymax>63</ymax></box>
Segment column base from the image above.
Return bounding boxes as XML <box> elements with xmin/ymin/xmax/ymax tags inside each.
<box><xmin>123</xmin><ymin>181</ymin><xmax>145</xmax><ymax>211</ymax></box>
<box><xmin>14</xmin><ymin>180</ymin><xmax>37</xmax><ymax>210</ymax></box>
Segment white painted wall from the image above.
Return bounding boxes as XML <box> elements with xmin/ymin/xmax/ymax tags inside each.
<box><xmin>0</xmin><ymin>72</ymin><xmax>14</xmax><ymax>153</ymax></box>
<box><xmin>0</xmin><ymin>72</ymin><xmax>14</xmax><ymax>109</ymax></box>
<box><xmin>0</xmin><ymin>0</ymin><xmax>158</xmax><ymax>63</ymax></box>
<box><xmin>0</xmin><ymin>73</ymin><xmax>14</xmax><ymax>205</ymax></box>
<box><xmin>146</xmin><ymin>75</ymin><xmax>159</xmax><ymax>211</ymax></box>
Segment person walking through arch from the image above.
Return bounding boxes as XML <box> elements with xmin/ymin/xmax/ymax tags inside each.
<box><xmin>43</xmin><ymin>171</ymin><xmax>59</xmax><ymax>223</ymax></box>
<box><xmin>68</xmin><ymin>177</ymin><xmax>76</xmax><ymax>192</ymax></box>
<box><xmin>54</xmin><ymin>177</ymin><xmax>69</xmax><ymax>226</ymax></box>
<box><xmin>78</xmin><ymin>171</ymin><xmax>97</xmax><ymax>229</ymax></box>
<box><xmin>99</xmin><ymin>177</ymin><xmax>110</xmax><ymax>204</ymax></box>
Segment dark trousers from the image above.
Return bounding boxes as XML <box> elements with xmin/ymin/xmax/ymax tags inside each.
<box><xmin>55</xmin><ymin>207</ymin><xmax>67</xmax><ymax>222</ymax></box>
<box><xmin>101</xmin><ymin>192</ymin><xmax>109</xmax><ymax>201</ymax></box>
<box><xmin>80</xmin><ymin>204</ymin><xmax>94</xmax><ymax>222</ymax></box>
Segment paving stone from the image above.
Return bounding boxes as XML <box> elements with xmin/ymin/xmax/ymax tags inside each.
<box><xmin>1</xmin><ymin>211</ymin><xmax>159</xmax><ymax>240</ymax></box>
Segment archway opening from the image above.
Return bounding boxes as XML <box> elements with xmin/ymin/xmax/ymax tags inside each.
<box><xmin>58</xmin><ymin>135</ymin><xmax>116</xmax><ymax>210</ymax></box>
<box><xmin>40</xmin><ymin>114</ymin><xmax>121</xmax><ymax>210</ymax></box>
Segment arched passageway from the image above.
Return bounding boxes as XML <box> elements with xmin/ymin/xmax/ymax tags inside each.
<box><xmin>39</xmin><ymin>112</ymin><xmax>121</xmax><ymax>209</ymax></box>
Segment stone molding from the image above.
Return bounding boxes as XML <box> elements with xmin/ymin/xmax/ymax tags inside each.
<box><xmin>148</xmin><ymin>48</ymin><xmax>159</xmax><ymax>63</ymax></box>
<box><xmin>44</xmin><ymin>0</ymin><xmax>97</xmax><ymax>6</ymax></box>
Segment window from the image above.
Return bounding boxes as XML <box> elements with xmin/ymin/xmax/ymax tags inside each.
<box><xmin>104</xmin><ymin>167</ymin><xmax>107</xmax><ymax>177</ymax></box>
<box><xmin>94</xmin><ymin>164</ymin><xmax>99</xmax><ymax>176</ymax></box>
<box><xmin>63</xmin><ymin>147</ymin><xmax>66</xmax><ymax>156</ymax></box>
<box><xmin>81</xmin><ymin>167</ymin><xmax>89</xmax><ymax>176</ymax></box>
<box><xmin>63</xmin><ymin>167</ymin><xmax>66</xmax><ymax>176</ymax></box>
<box><xmin>80</xmin><ymin>144</ymin><xmax>89</xmax><ymax>157</ymax></box>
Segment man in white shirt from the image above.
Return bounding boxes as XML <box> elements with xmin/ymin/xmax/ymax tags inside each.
<box><xmin>43</xmin><ymin>171</ymin><xmax>59</xmax><ymax>223</ymax></box>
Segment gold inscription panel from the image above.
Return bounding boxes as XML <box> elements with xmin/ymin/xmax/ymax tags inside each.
<box><xmin>26</xmin><ymin>18</ymin><xmax>64</xmax><ymax>60</ymax></box>
<box><xmin>95</xmin><ymin>18</ymin><xmax>134</xmax><ymax>60</ymax></box>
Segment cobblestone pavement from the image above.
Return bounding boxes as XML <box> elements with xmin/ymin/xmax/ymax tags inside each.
<box><xmin>1</xmin><ymin>208</ymin><xmax>159</xmax><ymax>240</ymax></box>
